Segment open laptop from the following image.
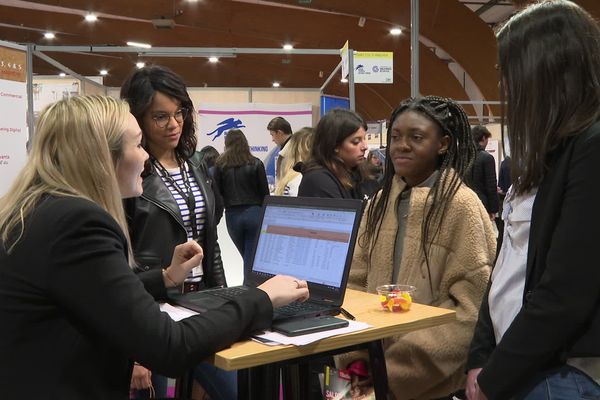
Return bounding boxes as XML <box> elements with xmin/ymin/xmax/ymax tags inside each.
<box><xmin>170</xmin><ymin>195</ymin><xmax>364</xmax><ymax>321</ymax></box>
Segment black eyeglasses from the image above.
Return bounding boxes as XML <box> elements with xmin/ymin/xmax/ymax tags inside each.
<box><xmin>151</xmin><ymin>108</ymin><xmax>188</xmax><ymax>129</ymax></box>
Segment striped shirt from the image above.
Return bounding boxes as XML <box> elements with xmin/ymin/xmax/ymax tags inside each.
<box><xmin>156</xmin><ymin>162</ymin><xmax>206</xmax><ymax>279</ymax></box>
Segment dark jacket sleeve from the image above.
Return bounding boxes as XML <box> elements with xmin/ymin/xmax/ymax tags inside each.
<box><xmin>298</xmin><ymin>169</ymin><xmax>345</xmax><ymax>198</ymax></box>
<box><xmin>137</xmin><ymin>268</ymin><xmax>168</xmax><ymax>300</ymax></box>
<box><xmin>48</xmin><ymin>204</ymin><xmax>271</xmax><ymax>377</ymax></box>
<box><xmin>209</xmin><ymin>165</ymin><xmax>224</xmax><ymax>225</ymax></box>
<box><xmin>498</xmin><ymin>158</ymin><xmax>511</xmax><ymax>194</ymax></box>
<box><xmin>256</xmin><ymin>159</ymin><xmax>270</xmax><ymax>198</ymax></box>
<box><xmin>466</xmin><ymin>281</ymin><xmax>496</xmax><ymax>369</ymax></box>
<box><xmin>477</xmin><ymin>130</ymin><xmax>600</xmax><ymax>400</ymax></box>
<box><xmin>482</xmin><ymin>153</ymin><xmax>499</xmax><ymax>213</ymax></box>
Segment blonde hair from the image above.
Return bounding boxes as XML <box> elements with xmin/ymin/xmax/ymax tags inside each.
<box><xmin>274</xmin><ymin>127</ymin><xmax>314</xmax><ymax>195</ymax></box>
<box><xmin>0</xmin><ymin>95</ymin><xmax>133</xmax><ymax>261</ymax></box>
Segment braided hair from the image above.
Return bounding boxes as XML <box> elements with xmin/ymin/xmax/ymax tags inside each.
<box><xmin>360</xmin><ymin>96</ymin><xmax>476</xmax><ymax>292</ymax></box>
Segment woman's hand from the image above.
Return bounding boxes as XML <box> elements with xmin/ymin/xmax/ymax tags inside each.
<box><xmin>257</xmin><ymin>275</ymin><xmax>309</xmax><ymax>308</ymax></box>
<box><xmin>164</xmin><ymin>240</ymin><xmax>204</xmax><ymax>287</ymax></box>
<box><xmin>466</xmin><ymin>368</ymin><xmax>488</xmax><ymax>400</ymax></box>
<box><xmin>130</xmin><ymin>364</ymin><xmax>152</xmax><ymax>390</ymax></box>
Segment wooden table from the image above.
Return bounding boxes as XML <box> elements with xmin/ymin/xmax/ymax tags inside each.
<box><xmin>208</xmin><ymin>289</ymin><xmax>455</xmax><ymax>399</ymax></box>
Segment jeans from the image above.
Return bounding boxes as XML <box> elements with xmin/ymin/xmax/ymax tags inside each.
<box><xmin>516</xmin><ymin>365</ymin><xmax>600</xmax><ymax>400</ymax></box>
<box><xmin>225</xmin><ymin>205</ymin><xmax>261</xmax><ymax>283</ymax></box>
<box><xmin>193</xmin><ymin>363</ymin><xmax>237</xmax><ymax>400</ymax></box>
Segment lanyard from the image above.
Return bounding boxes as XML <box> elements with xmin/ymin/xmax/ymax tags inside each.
<box><xmin>152</xmin><ymin>157</ymin><xmax>198</xmax><ymax>239</ymax></box>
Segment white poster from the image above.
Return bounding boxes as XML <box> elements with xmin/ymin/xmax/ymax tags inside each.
<box><xmin>197</xmin><ymin>103</ymin><xmax>313</xmax><ymax>178</ymax></box>
<box><xmin>354</xmin><ymin>52</ymin><xmax>394</xmax><ymax>84</ymax></box>
<box><xmin>485</xmin><ymin>139</ymin><xmax>500</xmax><ymax>178</ymax></box>
<box><xmin>0</xmin><ymin>42</ymin><xmax>28</xmax><ymax>197</ymax></box>
<box><xmin>32</xmin><ymin>79</ymin><xmax>80</xmax><ymax>114</ymax></box>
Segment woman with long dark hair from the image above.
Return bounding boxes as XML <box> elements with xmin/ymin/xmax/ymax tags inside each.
<box><xmin>214</xmin><ymin>129</ymin><xmax>269</xmax><ymax>282</ymax></box>
<box><xmin>298</xmin><ymin>109</ymin><xmax>368</xmax><ymax>199</ymax></box>
<box><xmin>467</xmin><ymin>2</ymin><xmax>600</xmax><ymax>399</ymax></box>
<box><xmin>340</xmin><ymin>96</ymin><xmax>496</xmax><ymax>400</ymax></box>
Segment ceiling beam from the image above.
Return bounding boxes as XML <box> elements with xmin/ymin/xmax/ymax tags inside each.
<box><xmin>476</xmin><ymin>0</ymin><xmax>502</xmax><ymax>16</ymax></box>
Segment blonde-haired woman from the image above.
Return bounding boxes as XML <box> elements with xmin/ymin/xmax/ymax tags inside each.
<box><xmin>0</xmin><ymin>95</ymin><xmax>309</xmax><ymax>399</ymax></box>
<box><xmin>274</xmin><ymin>127</ymin><xmax>314</xmax><ymax>196</ymax></box>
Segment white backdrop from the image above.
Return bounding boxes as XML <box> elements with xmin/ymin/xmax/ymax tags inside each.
<box><xmin>0</xmin><ymin>42</ymin><xmax>28</xmax><ymax>197</ymax></box>
<box><xmin>197</xmin><ymin>102</ymin><xmax>312</xmax><ymax>153</ymax></box>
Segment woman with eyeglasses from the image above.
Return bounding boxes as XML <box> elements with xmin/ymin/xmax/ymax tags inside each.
<box><xmin>120</xmin><ymin>65</ymin><xmax>231</xmax><ymax>399</ymax></box>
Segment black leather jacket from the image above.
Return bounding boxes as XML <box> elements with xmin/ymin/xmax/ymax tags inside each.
<box><xmin>124</xmin><ymin>157</ymin><xmax>226</xmax><ymax>288</ymax></box>
<box><xmin>213</xmin><ymin>157</ymin><xmax>269</xmax><ymax>208</ymax></box>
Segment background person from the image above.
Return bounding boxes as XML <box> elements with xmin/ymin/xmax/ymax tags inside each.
<box><xmin>298</xmin><ymin>108</ymin><xmax>368</xmax><ymax>199</ymax></box>
<box><xmin>266</xmin><ymin>116</ymin><xmax>293</xmax><ymax>183</ymax></box>
<box><xmin>467</xmin><ymin>1</ymin><xmax>600</xmax><ymax>399</ymax></box>
<box><xmin>197</xmin><ymin>145</ymin><xmax>220</xmax><ymax>178</ymax></box>
<box><xmin>213</xmin><ymin>129</ymin><xmax>269</xmax><ymax>283</ymax></box>
<box><xmin>340</xmin><ymin>96</ymin><xmax>495</xmax><ymax>400</ymax></box>
<box><xmin>273</xmin><ymin>127</ymin><xmax>314</xmax><ymax>196</ymax></box>
<box><xmin>466</xmin><ymin>125</ymin><xmax>499</xmax><ymax>222</ymax></box>
<box><xmin>358</xmin><ymin>150</ymin><xmax>384</xmax><ymax>198</ymax></box>
<box><xmin>0</xmin><ymin>95</ymin><xmax>309</xmax><ymax>400</ymax></box>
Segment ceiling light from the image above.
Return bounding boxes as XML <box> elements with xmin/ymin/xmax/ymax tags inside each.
<box><xmin>59</xmin><ymin>72</ymin><xmax>66</xmax><ymax>77</ymax></box>
<box><xmin>44</xmin><ymin>32</ymin><xmax>55</xmax><ymax>39</ymax></box>
<box><xmin>283</xmin><ymin>44</ymin><xmax>293</xmax><ymax>51</ymax></box>
<box><xmin>84</xmin><ymin>14</ymin><xmax>97</xmax><ymax>22</ymax></box>
<box><xmin>136</xmin><ymin>62</ymin><xmax>145</xmax><ymax>69</ymax></box>
<box><xmin>99</xmin><ymin>69</ymin><xmax>108</xmax><ymax>76</ymax></box>
<box><xmin>390</xmin><ymin>28</ymin><xmax>402</xmax><ymax>35</ymax></box>
<box><xmin>208</xmin><ymin>56</ymin><xmax>219</xmax><ymax>63</ymax></box>
<box><xmin>341</xmin><ymin>78</ymin><xmax>348</xmax><ymax>83</ymax></box>
<box><xmin>272</xmin><ymin>82</ymin><xmax>280</xmax><ymax>88</ymax></box>
<box><xmin>127</xmin><ymin>41</ymin><xmax>152</xmax><ymax>49</ymax></box>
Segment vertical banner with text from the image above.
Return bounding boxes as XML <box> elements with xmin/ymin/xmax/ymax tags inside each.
<box><xmin>0</xmin><ymin>42</ymin><xmax>27</xmax><ymax>196</ymax></box>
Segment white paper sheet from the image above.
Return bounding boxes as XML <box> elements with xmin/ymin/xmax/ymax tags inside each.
<box><xmin>252</xmin><ymin>320</ymin><xmax>372</xmax><ymax>346</ymax></box>
<box><xmin>159</xmin><ymin>303</ymin><xmax>199</xmax><ymax>321</ymax></box>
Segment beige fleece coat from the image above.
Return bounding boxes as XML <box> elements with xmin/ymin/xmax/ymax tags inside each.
<box><xmin>342</xmin><ymin>174</ymin><xmax>495</xmax><ymax>400</ymax></box>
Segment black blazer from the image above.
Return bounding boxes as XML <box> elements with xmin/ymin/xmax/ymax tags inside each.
<box><xmin>466</xmin><ymin>148</ymin><xmax>499</xmax><ymax>214</ymax></box>
<box><xmin>467</xmin><ymin>122</ymin><xmax>600</xmax><ymax>399</ymax></box>
<box><xmin>0</xmin><ymin>196</ymin><xmax>272</xmax><ymax>400</ymax></box>
<box><xmin>124</xmin><ymin>157</ymin><xmax>227</xmax><ymax>288</ymax></box>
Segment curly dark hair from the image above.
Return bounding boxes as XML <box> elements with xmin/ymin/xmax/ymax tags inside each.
<box><xmin>120</xmin><ymin>65</ymin><xmax>197</xmax><ymax>163</ymax></box>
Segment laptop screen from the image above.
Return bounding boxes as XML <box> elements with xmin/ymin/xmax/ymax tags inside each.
<box><xmin>251</xmin><ymin>200</ymin><xmax>359</xmax><ymax>289</ymax></box>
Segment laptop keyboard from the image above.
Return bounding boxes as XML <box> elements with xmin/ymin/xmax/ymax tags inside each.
<box><xmin>193</xmin><ymin>286</ymin><xmax>337</xmax><ymax>319</ymax></box>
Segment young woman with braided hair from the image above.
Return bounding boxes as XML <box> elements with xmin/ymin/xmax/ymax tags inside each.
<box><xmin>339</xmin><ymin>96</ymin><xmax>496</xmax><ymax>400</ymax></box>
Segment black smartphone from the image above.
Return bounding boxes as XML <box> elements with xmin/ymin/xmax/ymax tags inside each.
<box><xmin>271</xmin><ymin>316</ymin><xmax>349</xmax><ymax>337</ymax></box>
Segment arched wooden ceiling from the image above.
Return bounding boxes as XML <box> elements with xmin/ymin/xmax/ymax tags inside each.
<box><xmin>1</xmin><ymin>0</ymin><xmax>599</xmax><ymax>121</ymax></box>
